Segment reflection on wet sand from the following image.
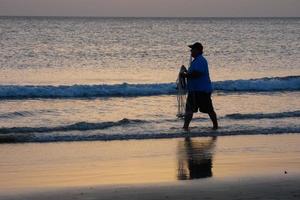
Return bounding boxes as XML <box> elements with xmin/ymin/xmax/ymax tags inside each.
<box><xmin>177</xmin><ymin>137</ymin><xmax>217</xmax><ymax>180</ymax></box>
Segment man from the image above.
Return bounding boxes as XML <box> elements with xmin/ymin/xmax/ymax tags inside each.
<box><xmin>180</xmin><ymin>42</ymin><xmax>218</xmax><ymax>131</ymax></box>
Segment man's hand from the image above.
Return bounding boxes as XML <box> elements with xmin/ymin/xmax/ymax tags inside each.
<box><xmin>180</xmin><ymin>65</ymin><xmax>187</xmax><ymax>72</ymax></box>
<box><xmin>179</xmin><ymin>65</ymin><xmax>188</xmax><ymax>78</ymax></box>
<box><xmin>179</xmin><ymin>65</ymin><xmax>187</xmax><ymax>77</ymax></box>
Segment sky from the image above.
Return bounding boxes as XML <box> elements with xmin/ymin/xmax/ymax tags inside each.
<box><xmin>0</xmin><ymin>0</ymin><xmax>299</xmax><ymax>17</ymax></box>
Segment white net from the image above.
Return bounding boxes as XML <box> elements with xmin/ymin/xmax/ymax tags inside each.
<box><xmin>176</xmin><ymin>55</ymin><xmax>192</xmax><ymax>118</ymax></box>
<box><xmin>176</xmin><ymin>65</ymin><xmax>188</xmax><ymax>118</ymax></box>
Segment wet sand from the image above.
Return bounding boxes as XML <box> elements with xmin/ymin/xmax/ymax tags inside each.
<box><xmin>0</xmin><ymin>134</ymin><xmax>300</xmax><ymax>199</ymax></box>
<box><xmin>3</xmin><ymin>176</ymin><xmax>300</xmax><ymax>200</ymax></box>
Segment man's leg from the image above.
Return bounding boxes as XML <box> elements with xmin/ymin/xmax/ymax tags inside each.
<box><xmin>183</xmin><ymin>113</ymin><xmax>193</xmax><ymax>131</ymax></box>
<box><xmin>208</xmin><ymin>111</ymin><xmax>218</xmax><ymax>130</ymax></box>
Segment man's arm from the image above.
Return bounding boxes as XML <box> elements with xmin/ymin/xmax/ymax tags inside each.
<box><xmin>180</xmin><ymin>70</ymin><xmax>202</xmax><ymax>79</ymax></box>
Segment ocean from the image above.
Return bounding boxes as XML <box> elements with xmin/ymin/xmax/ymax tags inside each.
<box><xmin>0</xmin><ymin>17</ymin><xmax>299</xmax><ymax>143</ymax></box>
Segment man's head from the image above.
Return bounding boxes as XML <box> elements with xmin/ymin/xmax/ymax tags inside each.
<box><xmin>188</xmin><ymin>42</ymin><xmax>203</xmax><ymax>58</ymax></box>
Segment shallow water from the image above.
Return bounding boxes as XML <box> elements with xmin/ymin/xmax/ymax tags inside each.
<box><xmin>0</xmin><ymin>17</ymin><xmax>299</xmax><ymax>142</ymax></box>
<box><xmin>0</xmin><ymin>91</ymin><xmax>299</xmax><ymax>142</ymax></box>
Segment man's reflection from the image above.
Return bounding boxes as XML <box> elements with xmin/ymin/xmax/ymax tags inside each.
<box><xmin>177</xmin><ymin>136</ymin><xmax>217</xmax><ymax>180</ymax></box>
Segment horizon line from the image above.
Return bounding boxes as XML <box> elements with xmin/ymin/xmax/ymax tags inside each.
<box><xmin>1</xmin><ymin>15</ymin><xmax>300</xmax><ymax>18</ymax></box>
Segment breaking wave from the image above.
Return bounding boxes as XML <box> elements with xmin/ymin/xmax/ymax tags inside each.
<box><xmin>213</xmin><ymin>76</ymin><xmax>300</xmax><ymax>92</ymax></box>
<box><xmin>0</xmin><ymin>118</ymin><xmax>144</xmax><ymax>134</ymax></box>
<box><xmin>226</xmin><ymin>110</ymin><xmax>300</xmax><ymax>120</ymax></box>
<box><xmin>1</xmin><ymin>126</ymin><xmax>299</xmax><ymax>143</ymax></box>
<box><xmin>0</xmin><ymin>109</ymin><xmax>299</xmax><ymax>143</ymax></box>
<box><xmin>0</xmin><ymin>76</ymin><xmax>299</xmax><ymax>99</ymax></box>
<box><xmin>0</xmin><ymin>110</ymin><xmax>299</xmax><ymax>135</ymax></box>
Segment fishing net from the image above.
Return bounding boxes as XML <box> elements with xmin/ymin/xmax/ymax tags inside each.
<box><xmin>176</xmin><ymin>55</ymin><xmax>192</xmax><ymax>118</ymax></box>
<box><xmin>176</xmin><ymin>65</ymin><xmax>187</xmax><ymax>118</ymax></box>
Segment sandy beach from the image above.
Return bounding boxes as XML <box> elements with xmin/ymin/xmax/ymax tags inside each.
<box><xmin>3</xmin><ymin>176</ymin><xmax>300</xmax><ymax>200</ymax></box>
<box><xmin>1</xmin><ymin>134</ymin><xmax>300</xmax><ymax>200</ymax></box>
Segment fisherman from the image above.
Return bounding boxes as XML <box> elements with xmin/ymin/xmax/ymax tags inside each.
<box><xmin>180</xmin><ymin>42</ymin><xmax>218</xmax><ymax>131</ymax></box>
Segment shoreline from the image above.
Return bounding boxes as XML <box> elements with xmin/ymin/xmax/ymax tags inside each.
<box><xmin>1</xmin><ymin>130</ymin><xmax>300</xmax><ymax>144</ymax></box>
<box><xmin>2</xmin><ymin>175</ymin><xmax>300</xmax><ymax>200</ymax></box>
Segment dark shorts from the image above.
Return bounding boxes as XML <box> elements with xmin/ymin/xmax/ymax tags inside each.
<box><xmin>185</xmin><ymin>92</ymin><xmax>214</xmax><ymax>114</ymax></box>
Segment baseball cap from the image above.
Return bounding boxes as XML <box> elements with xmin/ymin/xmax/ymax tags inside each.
<box><xmin>188</xmin><ymin>42</ymin><xmax>203</xmax><ymax>50</ymax></box>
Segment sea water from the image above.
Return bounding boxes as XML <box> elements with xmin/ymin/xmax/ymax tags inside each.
<box><xmin>0</xmin><ymin>17</ymin><xmax>299</xmax><ymax>142</ymax></box>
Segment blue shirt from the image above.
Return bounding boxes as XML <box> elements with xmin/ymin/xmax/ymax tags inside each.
<box><xmin>187</xmin><ymin>54</ymin><xmax>213</xmax><ymax>93</ymax></box>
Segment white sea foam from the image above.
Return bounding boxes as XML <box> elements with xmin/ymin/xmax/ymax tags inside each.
<box><xmin>226</xmin><ymin>110</ymin><xmax>300</xmax><ymax>120</ymax></box>
<box><xmin>0</xmin><ymin>76</ymin><xmax>299</xmax><ymax>99</ymax></box>
<box><xmin>214</xmin><ymin>76</ymin><xmax>300</xmax><ymax>92</ymax></box>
